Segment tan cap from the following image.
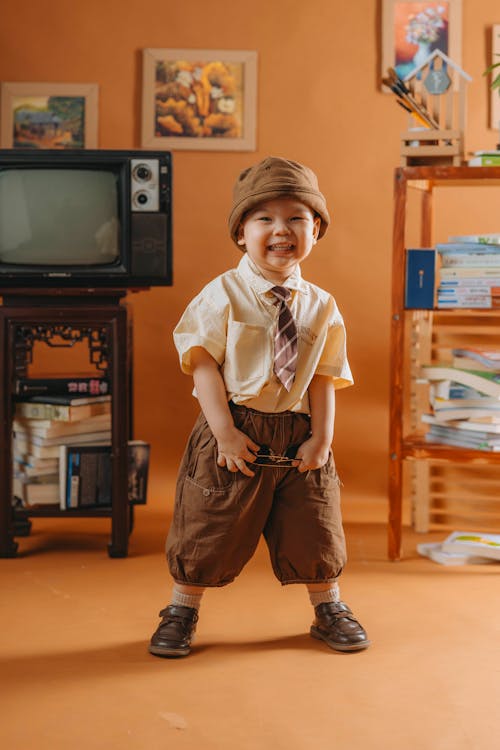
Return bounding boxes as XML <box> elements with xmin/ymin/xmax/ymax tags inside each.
<box><xmin>228</xmin><ymin>156</ymin><xmax>330</xmax><ymax>245</ymax></box>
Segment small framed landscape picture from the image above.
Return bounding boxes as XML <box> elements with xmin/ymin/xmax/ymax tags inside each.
<box><xmin>141</xmin><ymin>48</ymin><xmax>257</xmax><ymax>151</ymax></box>
<box><xmin>381</xmin><ymin>0</ymin><xmax>462</xmax><ymax>87</ymax></box>
<box><xmin>0</xmin><ymin>82</ymin><xmax>98</xmax><ymax>149</ymax></box>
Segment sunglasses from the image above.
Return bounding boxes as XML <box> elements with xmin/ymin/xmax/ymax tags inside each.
<box><xmin>252</xmin><ymin>444</ymin><xmax>300</xmax><ymax>468</ymax></box>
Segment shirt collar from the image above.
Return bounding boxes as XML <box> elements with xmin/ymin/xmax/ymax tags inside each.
<box><xmin>237</xmin><ymin>253</ymin><xmax>309</xmax><ymax>295</ymax></box>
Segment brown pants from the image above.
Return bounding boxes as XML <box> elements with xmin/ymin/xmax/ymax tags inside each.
<box><xmin>166</xmin><ymin>404</ymin><xmax>346</xmax><ymax>587</ymax></box>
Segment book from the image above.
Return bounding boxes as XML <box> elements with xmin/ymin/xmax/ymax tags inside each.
<box><xmin>441</xmin><ymin>531</ymin><xmax>500</xmax><ymax>561</ymax></box>
<box><xmin>436</xmin><ymin>241</ymin><xmax>500</xmax><ymax>254</ymax></box>
<box><xmin>60</xmin><ymin>445</ymin><xmax>113</xmax><ymax>509</ymax></box>
<box><xmin>15</xmin><ymin>396</ymin><xmax>111</xmax><ymax>422</ymax></box>
<box><xmin>13</xmin><ymin>475</ymin><xmax>60</xmax><ymax>506</ymax></box>
<box><xmin>435</xmin><ymin>243</ymin><xmax>500</xmax><ymax>267</ymax></box>
<box><xmin>448</xmin><ymin>233</ymin><xmax>500</xmax><ymax>245</ymax></box>
<box><xmin>429</xmin><ymin>381</ymin><xmax>498</xmax><ymax>403</ymax></box>
<box><xmin>425</xmin><ymin>426</ymin><xmax>500</xmax><ymax>451</ymax></box>
<box><xmin>416</xmin><ymin>541</ymin><xmax>494</xmax><ymax>565</ymax></box>
<box><xmin>422</xmin><ymin>413</ymin><xmax>500</xmax><ymax>434</ymax></box>
<box><xmin>15</xmin><ymin>376</ymin><xmax>110</xmax><ymax>397</ymax></box>
<box><xmin>14</xmin><ymin>459</ymin><xmax>60</xmax><ymax>478</ymax></box>
<box><xmin>451</xmin><ymin>348</ymin><xmax>500</xmax><ymax>371</ymax></box>
<box><xmin>436</xmin><ymin>288</ymin><xmax>494</xmax><ymax>305</ymax></box>
<box><xmin>14</xmin><ymin>455</ymin><xmax>58</xmax><ymax>473</ymax></box>
<box><xmin>420</xmin><ymin>365</ymin><xmax>500</xmax><ymax>398</ymax></box>
<box><xmin>437</xmin><ymin>296</ymin><xmax>492</xmax><ymax>309</ymax></box>
<box><xmin>429</xmin><ymin>406</ymin><xmax>500</xmax><ymax>421</ymax></box>
<box><xmin>439</xmin><ymin>266</ymin><xmax>500</xmax><ymax>278</ymax></box>
<box><xmin>128</xmin><ymin>441</ymin><xmax>150</xmax><ymax>505</ymax></box>
<box><xmin>18</xmin><ymin>393</ymin><xmax>111</xmax><ymax>405</ymax></box>
<box><xmin>439</xmin><ymin>278</ymin><xmax>500</xmax><ymax>287</ymax></box>
<box><xmin>404</xmin><ymin>248</ymin><xmax>435</xmax><ymax>309</ymax></box>
<box><xmin>59</xmin><ymin>441</ymin><xmax>150</xmax><ymax>509</ymax></box>
<box><xmin>14</xmin><ymin>435</ymin><xmax>111</xmax><ymax>459</ymax></box>
<box><xmin>13</xmin><ymin>412</ymin><xmax>111</xmax><ymax>439</ymax></box>
<box><xmin>13</xmin><ymin>428</ymin><xmax>112</xmax><ymax>448</ymax></box>
<box><xmin>468</xmin><ymin>154</ymin><xmax>500</xmax><ymax>166</ymax></box>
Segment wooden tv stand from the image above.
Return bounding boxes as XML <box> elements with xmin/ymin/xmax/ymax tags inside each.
<box><xmin>0</xmin><ymin>289</ymin><xmax>133</xmax><ymax>557</ymax></box>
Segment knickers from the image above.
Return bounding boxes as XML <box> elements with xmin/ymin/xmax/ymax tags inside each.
<box><xmin>166</xmin><ymin>404</ymin><xmax>347</xmax><ymax>587</ymax></box>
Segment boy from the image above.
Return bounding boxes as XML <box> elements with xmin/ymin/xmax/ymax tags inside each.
<box><xmin>149</xmin><ymin>157</ymin><xmax>370</xmax><ymax>657</ymax></box>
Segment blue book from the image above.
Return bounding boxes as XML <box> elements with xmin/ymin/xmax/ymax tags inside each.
<box><xmin>405</xmin><ymin>249</ymin><xmax>435</xmax><ymax>309</ymax></box>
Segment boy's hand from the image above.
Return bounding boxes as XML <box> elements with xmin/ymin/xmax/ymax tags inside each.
<box><xmin>295</xmin><ymin>436</ymin><xmax>331</xmax><ymax>473</ymax></box>
<box><xmin>216</xmin><ymin>427</ymin><xmax>260</xmax><ymax>477</ymax></box>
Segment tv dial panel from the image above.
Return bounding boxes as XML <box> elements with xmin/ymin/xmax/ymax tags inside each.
<box><xmin>130</xmin><ymin>158</ymin><xmax>161</xmax><ymax>212</ymax></box>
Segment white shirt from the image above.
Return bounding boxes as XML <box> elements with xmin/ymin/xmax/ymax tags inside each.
<box><xmin>173</xmin><ymin>254</ymin><xmax>353</xmax><ymax>413</ymax></box>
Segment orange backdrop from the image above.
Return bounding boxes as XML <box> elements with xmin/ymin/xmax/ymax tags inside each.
<box><xmin>1</xmin><ymin>0</ymin><xmax>499</xmax><ymax>512</ymax></box>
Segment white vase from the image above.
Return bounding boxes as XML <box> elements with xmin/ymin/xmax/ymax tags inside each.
<box><xmin>412</xmin><ymin>41</ymin><xmax>431</xmax><ymax>71</ymax></box>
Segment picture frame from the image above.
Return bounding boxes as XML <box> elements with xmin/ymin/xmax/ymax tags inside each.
<box><xmin>0</xmin><ymin>82</ymin><xmax>98</xmax><ymax>149</ymax></box>
<box><xmin>381</xmin><ymin>1</ymin><xmax>462</xmax><ymax>88</ymax></box>
<box><xmin>489</xmin><ymin>25</ymin><xmax>500</xmax><ymax>130</ymax></box>
<box><xmin>141</xmin><ymin>48</ymin><xmax>257</xmax><ymax>151</ymax></box>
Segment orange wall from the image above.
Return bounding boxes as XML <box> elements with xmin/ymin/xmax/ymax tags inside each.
<box><xmin>2</xmin><ymin>0</ymin><xmax>500</xmax><ymax>507</ymax></box>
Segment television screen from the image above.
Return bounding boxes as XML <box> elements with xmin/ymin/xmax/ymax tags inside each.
<box><xmin>0</xmin><ymin>169</ymin><xmax>119</xmax><ymax>266</ymax></box>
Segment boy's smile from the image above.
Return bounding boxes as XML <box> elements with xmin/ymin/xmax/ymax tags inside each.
<box><xmin>237</xmin><ymin>197</ymin><xmax>320</xmax><ymax>283</ymax></box>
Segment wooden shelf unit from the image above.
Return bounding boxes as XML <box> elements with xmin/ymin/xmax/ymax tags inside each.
<box><xmin>389</xmin><ymin>166</ymin><xmax>500</xmax><ymax>560</ymax></box>
<box><xmin>0</xmin><ymin>290</ymin><xmax>133</xmax><ymax>558</ymax></box>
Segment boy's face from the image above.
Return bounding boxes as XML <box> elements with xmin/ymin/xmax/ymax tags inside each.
<box><xmin>237</xmin><ymin>197</ymin><xmax>321</xmax><ymax>283</ymax></box>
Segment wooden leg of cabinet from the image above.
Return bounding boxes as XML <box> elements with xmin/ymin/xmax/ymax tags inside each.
<box><xmin>0</xmin><ymin>506</ymin><xmax>19</xmax><ymax>557</ymax></box>
<box><xmin>411</xmin><ymin>460</ymin><xmax>430</xmax><ymax>533</ymax></box>
<box><xmin>388</xmin><ymin>456</ymin><xmax>403</xmax><ymax>560</ymax></box>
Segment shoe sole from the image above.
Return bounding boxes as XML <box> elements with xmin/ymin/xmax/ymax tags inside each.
<box><xmin>148</xmin><ymin>644</ymin><xmax>191</xmax><ymax>658</ymax></box>
<box><xmin>310</xmin><ymin>626</ymin><xmax>371</xmax><ymax>652</ymax></box>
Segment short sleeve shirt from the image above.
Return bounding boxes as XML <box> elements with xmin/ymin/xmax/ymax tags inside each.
<box><xmin>173</xmin><ymin>254</ymin><xmax>353</xmax><ymax>413</ymax></box>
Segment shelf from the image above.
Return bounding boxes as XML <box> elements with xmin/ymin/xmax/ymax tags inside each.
<box><xmin>389</xmin><ymin>165</ymin><xmax>500</xmax><ymax>560</ymax></box>
<box><xmin>398</xmin><ymin>165</ymin><xmax>500</xmax><ymax>189</ymax></box>
<box><xmin>405</xmin><ymin>308</ymin><xmax>500</xmax><ymax>314</ymax></box>
<box><xmin>401</xmin><ymin>435</ymin><xmax>500</xmax><ymax>463</ymax></box>
<box><xmin>13</xmin><ymin>505</ymin><xmax>114</xmax><ymax>518</ymax></box>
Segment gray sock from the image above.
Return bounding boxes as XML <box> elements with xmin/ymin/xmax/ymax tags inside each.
<box><xmin>308</xmin><ymin>582</ymin><xmax>340</xmax><ymax>608</ymax></box>
<box><xmin>171</xmin><ymin>586</ymin><xmax>204</xmax><ymax>611</ymax></box>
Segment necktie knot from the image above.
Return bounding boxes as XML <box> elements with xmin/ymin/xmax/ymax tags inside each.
<box><xmin>271</xmin><ymin>285</ymin><xmax>291</xmax><ymax>303</ymax></box>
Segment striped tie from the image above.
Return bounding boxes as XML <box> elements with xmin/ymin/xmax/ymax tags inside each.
<box><xmin>271</xmin><ymin>285</ymin><xmax>298</xmax><ymax>391</ymax></box>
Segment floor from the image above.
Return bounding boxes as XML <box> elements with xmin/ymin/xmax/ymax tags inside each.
<box><xmin>0</xmin><ymin>481</ymin><xmax>499</xmax><ymax>750</ymax></box>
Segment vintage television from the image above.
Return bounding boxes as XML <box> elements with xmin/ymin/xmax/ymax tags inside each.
<box><xmin>0</xmin><ymin>149</ymin><xmax>172</xmax><ymax>289</ymax></box>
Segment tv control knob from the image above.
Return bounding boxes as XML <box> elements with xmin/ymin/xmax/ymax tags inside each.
<box><xmin>133</xmin><ymin>164</ymin><xmax>153</xmax><ymax>182</ymax></box>
<box><xmin>134</xmin><ymin>190</ymin><xmax>150</xmax><ymax>207</ymax></box>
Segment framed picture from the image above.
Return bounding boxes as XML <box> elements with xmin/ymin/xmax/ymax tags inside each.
<box><xmin>141</xmin><ymin>48</ymin><xmax>257</xmax><ymax>151</ymax></box>
<box><xmin>489</xmin><ymin>25</ymin><xmax>500</xmax><ymax>130</ymax></box>
<box><xmin>0</xmin><ymin>82</ymin><xmax>98</xmax><ymax>149</ymax></box>
<box><xmin>381</xmin><ymin>1</ymin><xmax>462</xmax><ymax>87</ymax></box>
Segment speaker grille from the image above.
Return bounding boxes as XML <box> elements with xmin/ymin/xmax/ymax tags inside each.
<box><xmin>131</xmin><ymin>214</ymin><xmax>168</xmax><ymax>278</ymax></box>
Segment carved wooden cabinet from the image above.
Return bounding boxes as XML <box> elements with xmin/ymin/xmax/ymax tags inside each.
<box><xmin>0</xmin><ymin>290</ymin><xmax>132</xmax><ymax>557</ymax></box>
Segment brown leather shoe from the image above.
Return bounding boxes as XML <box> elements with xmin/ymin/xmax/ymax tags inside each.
<box><xmin>149</xmin><ymin>605</ymin><xmax>198</xmax><ymax>657</ymax></box>
<box><xmin>310</xmin><ymin>601</ymin><xmax>370</xmax><ymax>652</ymax></box>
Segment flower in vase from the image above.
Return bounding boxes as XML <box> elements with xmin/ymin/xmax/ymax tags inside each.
<box><xmin>405</xmin><ymin>6</ymin><xmax>445</xmax><ymax>45</ymax></box>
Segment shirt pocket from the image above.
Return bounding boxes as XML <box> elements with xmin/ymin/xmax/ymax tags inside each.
<box><xmin>224</xmin><ymin>320</ymin><xmax>268</xmax><ymax>383</ymax></box>
<box><xmin>298</xmin><ymin>325</ymin><xmax>318</xmax><ymax>347</ymax></box>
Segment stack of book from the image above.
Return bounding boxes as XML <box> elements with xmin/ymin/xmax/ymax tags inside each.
<box><xmin>13</xmin><ymin>379</ymin><xmax>112</xmax><ymax>507</ymax></box>
<box><xmin>417</xmin><ymin>530</ymin><xmax>500</xmax><ymax>565</ymax></box>
<box><xmin>419</xmin><ymin>349</ymin><xmax>500</xmax><ymax>451</ymax></box>
<box><xmin>436</xmin><ymin>234</ymin><xmax>500</xmax><ymax>309</ymax></box>
<box><xmin>59</xmin><ymin>440</ymin><xmax>150</xmax><ymax>510</ymax></box>
<box><xmin>13</xmin><ymin>375</ymin><xmax>150</xmax><ymax>510</ymax></box>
